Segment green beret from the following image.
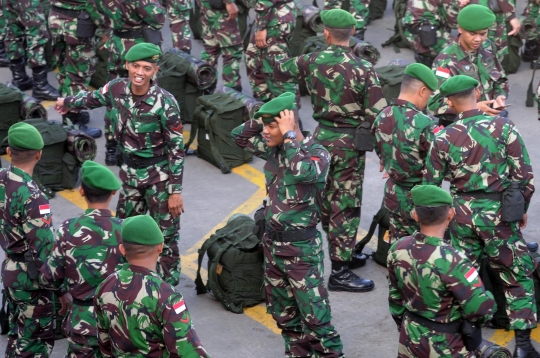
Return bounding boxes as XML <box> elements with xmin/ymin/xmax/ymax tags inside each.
<box><xmin>411</xmin><ymin>185</ymin><xmax>453</xmax><ymax>207</ymax></box>
<box><xmin>321</xmin><ymin>9</ymin><xmax>357</xmax><ymax>29</ymax></box>
<box><xmin>404</xmin><ymin>63</ymin><xmax>438</xmax><ymax>91</ymax></box>
<box><xmin>458</xmin><ymin>4</ymin><xmax>495</xmax><ymax>31</ymax></box>
<box><xmin>254</xmin><ymin>92</ymin><xmax>296</xmax><ymax>123</ymax></box>
<box><xmin>8</xmin><ymin>122</ymin><xmax>44</xmax><ymax>150</ymax></box>
<box><xmin>439</xmin><ymin>75</ymin><xmax>479</xmax><ymax>97</ymax></box>
<box><xmin>81</xmin><ymin>160</ymin><xmax>121</xmax><ymax>191</ymax></box>
<box><xmin>125</xmin><ymin>43</ymin><xmax>162</xmax><ymax>63</ymax></box>
<box><xmin>121</xmin><ymin>215</ymin><xmax>164</xmax><ymax>245</ymax></box>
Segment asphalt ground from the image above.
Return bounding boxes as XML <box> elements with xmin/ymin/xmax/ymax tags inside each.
<box><xmin>1</xmin><ymin>1</ymin><xmax>540</xmax><ymax>357</ymax></box>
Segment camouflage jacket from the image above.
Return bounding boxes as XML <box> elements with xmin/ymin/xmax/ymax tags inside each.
<box><xmin>423</xmin><ymin>109</ymin><xmax>535</xmax><ymax>224</ymax></box>
<box><xmin>372</xmin><ymin>99</ymin><xmax>437</xmax><ymax>214</ymax></box>
<box><xmin>0</xmin><ymin>165</ymin><xmax>54</xmax><ymax>291</ymax></box>
<box><xmin>387</xmin><ymin>231</ymin><xmax>496</xmax><ymax>326</ymax></box>
<box><xmin>274</xmin><ymin>45</ymin><xmax>387</xmax><ymax>148</ymax></box>
<box><xmin>470</xmin><ymin>0</ymin><xmax>517</xmax><ymax>21</ymax></box>
<box><xmin>65</xmin><ymin>79</ymin><xmax>185</xmax><ymax>193</ymax></box>
<box><xmin>94</xmin><ymin>263</ymin><xmax>209</xmax><ymax>357</ymax></box>
<box><xmin>403</xmin><ymin>0</ymin><xmax>459</xmax><ymax>29</ymax></box>
<box><xmin>41</xmin><ymin>209</ymin><xmax>124</xmax><ymax>302</ymax></box>
<box><xmin>255</xmin><ymin>0</ymin><xmax>296</xmax><ymax>30</ymax></box>
<box><xmin>428</xmin><ymin>37</ymin><xmax>509</xmax><ymax>117</ymax></box>
<box><xmin>232</xmin><ymin>121</ymin><xmax>329</xmax><ymax>231</ymax></box>
<box><xmin>96</xmin><ymin>0</ymin><xmax>165</xmax><ymax>31</ymax></box>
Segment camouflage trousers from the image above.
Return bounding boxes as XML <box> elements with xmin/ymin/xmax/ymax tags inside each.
<box><xmin>263</xmin><ymin>232</ymin><xmax>344</xmax><ymax>357</ymax></box>
<box><xmin>321</xmin><ymin>147</ymin><xmax>365</xmax><ymax>262</ymax></box>
<box><xmin>3</xmin><ymin>0</ymin><xmax>49</xmax><ymax>68</ymax></box>
<box><xmin>449</xmin><ymin>220</ymin><xmax>537</xmax><ymax>330</ymax></box>
<box><xmin>404</xmin><ymin>27</ymin><xmax>454</xmax><ymax>58</ymax></box>
<box><xmin>64</xmin><ymin>303</ymin><xmax>98</xmax><ymax>357</ymax></box>
<box><xmin>397</xmin><ymin>314</ymin><xmax>473</xmax><ymax>358</ymax></box>
<box><xmin>117</xmin><ymin>180</ymin><xmax>181</xmax><ymax>287</ymax></box>
<box><xmin>245</xmin><ymin>23</ymin><xmax>298</xmax><ymax>102</ymax></box>
<box><xmin>199</xmin><ymin>5</ymin><xmax>242</xmax><ymax>88</ymax></box>
<box><xmin>49</xmin><ymin>10</ymin><xmax>96</xmax><ymax>97</ymax></box>
<box><xmin>383</xmin><ymin>179</ymin><xmax>419</xmax><ymax>242</ymax></box>
<box><xmin>161</xmin><ymin>0</ymin><xmax>192</xmax><ymax>52</ymax></box>
<box><xmin>324</xmin><ymin>0</ymin><xmax>370</xmax><ymax>30</ymax></box>
<box><xmin>5</xmin><ymin>288</ymin><xmax>54</xmax><ymax>358</ymax></box>
<box><xmin>488</xmin><ymin>13</ymin><xmax>508</xmax><ymax>59</ymax></box>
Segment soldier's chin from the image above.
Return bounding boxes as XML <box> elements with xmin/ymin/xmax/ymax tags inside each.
<box><xmin>266</xmin><ymin>137</ymin><xmax>279</xmax><ymax>147</ymax></box>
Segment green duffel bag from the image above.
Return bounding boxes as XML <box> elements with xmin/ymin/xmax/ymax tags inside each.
<box><xmin>0</xmin><ymin>84</ymin><xmax>23</xmax><ymax>155</ymax></box>
<box><xmin>375</xmin><ymin>63</ymin><xmax>407</xmax><ymax>102</ymax></box>
<box><xmin>368</xmin><ymin>0</ymin><xmax>387</xmax><ymax>23</ymax></box>
<box><xmin>502</xmin><ymin>21</ymin><xmax>522</xmax><ymax>74</ymax></box>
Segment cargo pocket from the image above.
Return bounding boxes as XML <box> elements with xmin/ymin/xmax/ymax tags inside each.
<box><xmin>133</xmin><ymin>115</ymin><xmax>160</xmax><ymax>147</ymax></box>
<box><xmin>299</xmin><ymin>285</ymin><xmax>332</xmax><ymax>327</ymax></box>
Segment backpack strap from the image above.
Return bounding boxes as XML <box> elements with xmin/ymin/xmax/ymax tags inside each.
<box><xmin>194</xmin><ymin>230</ymin><xmax>226</xmax><ymax>295</ymax></box>
<box><xmin>526</xmin><ymin>65</ymin><xmax>537</xmax><ymax>107</ymax></box>
<box><xmin>354</xmin><ymin>207</ymin><xmax>388</xmax><ymax>254</ymax></box>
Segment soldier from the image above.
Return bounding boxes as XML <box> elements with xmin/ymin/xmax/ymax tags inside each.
<box><xmin>372</xmin><ymin>63</ymin><xmax>438</xmax><ymax>243</ymax></box>
<box><xmin>0</xmin><ymin>9</ymin><xmax>10</xmax><ymax>67</ymax></box>
<box><xmin>96</xmin><ymin>0</ymin><xmax>166</xmax><ymax>165</ymax></box>
<box><xmin>245</xmin><ymin>0</ymin><xmax>298</xmax><ymax>102</ymax></box>
<box><xmin>54</xmin><ymin>43</ymin><xmax>185</xmax><ymax>287</ymax></box>
<box><xmin>274</xmin><ymin>9</ymin><xmax>387</xmax><ymax>292</ymax></box>
<box><xmin>388</xmin><ymin>184</ymin><xmax>496</xmax><ymax>357</ymax></box>
<box><xmin>3</xmin><ymin>0</ymin><xmax>59</xmax><ymax>100</ymax></box>
<box><xmin>402</xmin><ymin>0</ymin><xmax>459</xmax><ymax>68</ymax></box>
<box><xmin>232</xmin><ymin>93</ymin><xmax>344</xmax><ymax>357</ymax></box>
<box><xmin>40</xmin><ymin>160</ymin><xmax>124</xmax><ymax>357</ymax></box>
<box><xmin>0</xmin><ymin>123</ymin><xmax>55</xmax><ymax>357</ymax></box>
<box><xmin>197</xmin><ymin>0</ymin><xmax>243</xmax><ymax>91</ymax></box>
<box><xmin>94</xmin><ymin>215</ymin><xmax>209</xmax><ymax>357</ymax></box>
<box><xmin>162</xmin><ymin>0</ymin><xmax>192</xmax><ymax>52</ymax></box>
<box><xmin>428</xmin><ymin>5</ymin><xmax>509</xmax><ymax>124</ymax></box>
<box><xmin>424</xmin><ymin>75</ymin><xmax>538</xmax><ymax>357</ymax></box>
<box><xmin>323</xmin><ymin>0</ymin><xmax>370</xmax><ymax>40</ymax></box>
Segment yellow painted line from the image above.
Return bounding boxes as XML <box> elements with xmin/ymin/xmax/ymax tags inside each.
<box><xmin>244</xmin><ymin>304</ymin><xmax>281</xmax><ymax>335</ymax></box>
<box><xmin>41</xmin><ymin>100</ymin><xmax>55</xmax><ymax>110</ymax></box>
<box><xmin>488</xmin><ymin>329</ymin><xmax>514</xmax><ymax>347</ymax></box>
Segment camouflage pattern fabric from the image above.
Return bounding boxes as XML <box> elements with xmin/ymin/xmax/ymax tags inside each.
<box><xmin>40</xmin><ymin>209</ymin><xmax>124</xmax><ymax>357</ymax></box>
<box><xmin>3</xmin><ymin>0</ymin><xmax>49</xmax><ymax>67</ymax></box>
<box><xmin>274</xmin><ymin>45</ymin><xmax>386</xmax><ymax>262</ymax></box>
<box><xmin>245</xmin><ymin>1</ymin><xmax>298</xmax><ymax>102</ymax></box>
<box><xmin>388</xmin><ymin>231</ymin><xmax>496</xmax><ymax>357</ymax></box>
<box><xmin>428</xmin><ymin>37</ymin><xmax>509</xmax><ymax>119</ymax></box>
<box><xmin>63</xmin><ymin>78</ymin><xmax>185</xmax><ymax>287</ymax></box>
<box><xmin>162</xmin><ymin>0</ymin><xmax>192</xmax><ymax>52</ymax></box>
<box><xmin>402</xmin><ymin>0</ymin><xmax>458</xmax><ymax>58</ymax></box>
<box><xmin>94</xmin><ymin>263</ymin><xmax>209</xmax><ymax>357</ymax></box>
<box><xmin>0</xmin><ymin>165</ymin><xmax>56</xmax><ymax>357</ymax></box>
<box><xmin>232</xmin><ymin>120</ymin><xmax>344</xmax><ymax>357</ymax></box>
<box><xmin>423</xmin><ymin>109</ymin><xmax>537</xmax><ymax>330</ymax></box>
<box><xmin>197</xmin><ymin>0</ymin><xmax>243</xmax><ymax>89</ymax></box>
<box><xmin>372</xmin><ymin>99</ymin><xmax>437</xmax><ymax>241</ymax></box>
<box><xmin>324</xmin><ymin>0</ymin><xmax>370</xmax><ymax>30</ymax></box>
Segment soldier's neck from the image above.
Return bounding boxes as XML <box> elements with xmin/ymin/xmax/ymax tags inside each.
<box><xmin>86</xmin><ymin>202</ymin><xmax>112</xmax><ymax>210</ymax></box>
<box><xmin>131</xmin><ymin>84</ymin><xmax>151</xmax><ymax>96</ymax></box>
<box><xmin>127</xmin><ymin>258</ymin><xmax>158</xmax><ymax>272</ymax></box>
<box><xmin>419</xmin><ymin>226</ymin><xmax>446</xmax><ymax>240</ymax></box>
<box><xmin>11</xmin><ymin>162</ymin><xmax>35</xmax><ymax>177</ymax></box>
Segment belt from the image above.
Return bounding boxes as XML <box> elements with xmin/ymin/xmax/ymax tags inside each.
<box><xmin>72</xmin><ymin>298</ymin><xmax>93</xmax><ymax>306</ymax></box>
<box><xmin>7</xmin><ymin>253</ymin><xmax>25</xmax><ymax>262</ymax></box>
<box><xmin>266</xmin><ymin>226</ymin><xmax>318</xmax><ymax>242</ymax></box>
<box><xmin>406</xmin><ymin>311</ymin><xmax>461</xmax><ymax>334</ymax></box>
<box><xmin>113</xmin><ymin>29</ymin><xmax>144</xmax><ymax>39</ymax></box>
<box><xmin>455</xmin><ymin>190</ymin><xmax>501</xmax><ymax>201</ymax></box>
<box><xmin>318</xmin><ymin>123</ymin><xmax>357</xmax><ymax>135</ymax></box>
<box><xmin>51</xmin><ymin>5</ymin><xmax>81</xmax><ymax>18</ymax></box>
<box><xmin>393</xmin><ymin>181</ymin><xmax>420</xmax><ymax>189</ymax></box>
<box><xmin>122</xmin><ymin>154</ymin><xmax>167</xmax><ymax>169</ymax></box>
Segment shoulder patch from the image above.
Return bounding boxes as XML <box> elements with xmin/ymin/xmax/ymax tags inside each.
<box><xmin>435</xmin><ymin>67</ymin><xmax>450</xmax><ymax>78</ymax></box>
<box><xmin>465</xmin><ymin>267</ymin><xmax>479</xmax><ymax>283</ymax></box>
<box><xmin>173</xmin><ymin>299</ymin><xmax>186</xmax><ymax>314</ymax></box>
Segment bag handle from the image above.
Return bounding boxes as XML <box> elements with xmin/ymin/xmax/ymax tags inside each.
<box><xmin>526</xmin><ymin>65</ymin><xmax>537</xmax><ymax>107</ymax></box>
<box><xmin>354</xmin><ymin>207</ymin><xmax>388</xmax><ymax>254</ymax></box>
<box><xmin>184</xmin><ymin>105</ymin><xmax>208</xmax><ymax>151</ymax></box>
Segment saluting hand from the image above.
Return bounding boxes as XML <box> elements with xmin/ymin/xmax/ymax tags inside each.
<box><xmin>169</xmin><ymin>193</ymin><xmax>184</xmax><ymax>218</ymax></box>
<box><xmin>274</xmin><ymin>109</ymin><xmax>296</xmax><ymax>136</ymax></box>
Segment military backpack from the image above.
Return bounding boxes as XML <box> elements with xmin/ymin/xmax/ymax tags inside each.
<box><xmin>502</xmin><ymin>21</ymin><xmax>522</xmax><ymax>75</ymax></box>
<box><xmin>0</xmin><ymin>83</ymin><xmax>23</xmax><ymax>154</ymax></box>
<box><xmin>353</xmin><ymin>206</ymin><xmax>391</xmax><ymax>267</ymax></box>
<box><xmin>381</xmin><ymin>0</ymin><xmax>409</xmax><ymax>50</ymax></box>
<box><xmin>375</xmin><ymin>63</ymin><xmax>408</xmax><ymax>102</ymax></box>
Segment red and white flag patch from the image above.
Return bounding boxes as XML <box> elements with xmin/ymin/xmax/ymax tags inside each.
<box><xmin>435</xmin><ymin>67</ymin><xmax>450</xmax><ymax>79</ymax></box>
<box><xmin>433</xmin><ymin>125</ymin><xmax>444</xmax><ymax>134</ymax></box>
<box><xmin>465</xmin><ymin>267</ymin><xmax>478</xmax><ymax>283</ymax></box>
<box><xmin>39</xmin><ymin>204</ymin><xmax>51</xmax><ymax>215</ymax></box>
<box><xmin>173</xmin><ymin>299</ymin><xmax>186</xmax><ymax>314</ymax></box>
<box><xmin>100</xmin><ymin>83</ymin><xmax>109</xmax><ymax>95</ymax></box>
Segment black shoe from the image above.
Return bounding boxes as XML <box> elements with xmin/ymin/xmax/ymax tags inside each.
<box><xmin>105</xmin><ymin>139</ymin><xmax>118</xmax><ymax>166</ymax></box>
<box><xmin>514</xmin><ymin>329</ymin><xmax>540</xmax><ymax>358</ymax></box>
<box><xmin>328</xmin><ymin>261</ymin><xmax>374</xmax><ymax>292</ymax></box>
<box><xmin>350</xmin><ymin>252</ymin><xmax>367</xmax><ymax>269</ymax></box>
<box><xmin>31</xmin><ymin>66</ymin><xmax>59</xmax><ymax>101</ymax></box>
<box><xmin>62</xmin><ymin>111</ymin><xmax>90</xmax><ymax>126</ymax></box>
<box><xmin>0</xmin><ymin>42</ymin><xmax>10</xmax><ymax>67</ymax></box>
<box><xmin>527</xmin><ymin>242</ymin><xmax>539</xmax><ymax>253</ymax></box>
<box><xmin>9</xmin><ymin>60</ymin><xmax>32</xmax><ymax>91</ymax></box>
<box><xmin>353</xmin><ymin>29</ymin><xmax>365</xmax><ymax>41</ymax></box>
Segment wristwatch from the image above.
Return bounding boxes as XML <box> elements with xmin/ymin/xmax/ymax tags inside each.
<box><xmin>282</xmin><ymin>130</ymin><xmax>297</xmax><ymax>141</ymax></box>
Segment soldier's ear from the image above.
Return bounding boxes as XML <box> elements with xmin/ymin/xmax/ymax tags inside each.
<box><xmin>6</xmin><ymin>147</ymin><xmax>11</xmax><ymax>158</ymax></box>
<box><xmin>35</xmin><ymin>150</ymin><xmax>42</xmax><ymax>161</ymax></box>
<box><xmin>119</xmin><ymin>244</ymin><xmax>126</xmax><ymax>257</ymax></box>
<box><xmin>79</xmin><ymin>186</ymin><xmax>85</xmax><ymax>198</ymax></box>
<box><xmin>411</xmin><ymin>209</ymin><xmax>419</xmax><ymax>223</ymax></box>
<box><xmin>447</xmin><ymin>207</ymin><xmax>455</xmax><ymax>222</ymax></box>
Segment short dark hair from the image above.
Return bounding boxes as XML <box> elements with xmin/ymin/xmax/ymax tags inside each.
<box><xmin>415</xmin><ymin>205</ymin><xmax>450</xmax><ymax>226</ymax></box>
<box><xmin>9</xmin><ymin>147</ymin><xmax>39</xmax><ymax>165</ymax></box>
<box><xmin>81</xmin><ymin>181</ymin><xmax>112</xmax><ymax>203</ymax></box>
<box><xmin>400</xmin><ymin>75</ymin><xmax>424</xmax><ymax>92</ymax></box>
<box><xmin>448</xmin><ymin>88</ymin><xmax>475</xmax><ymax>102</ymax></box>
<box><xmin>326</xmin><ymin>27</ymin><xmax>352</xmax><ymax>42</ymax></box>
<box><xmin>122</xmin><ymin>242</ymin><xmax>158</xmax><ymax>257</ymax></box>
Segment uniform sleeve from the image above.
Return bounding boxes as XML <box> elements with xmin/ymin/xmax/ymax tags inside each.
<box><xmin>94</xmin><ymin>287</ymin><xmax>113</xmax><ymax>358</ymax></box>
<box><xmin>491</xmin><ymin>45</ymin><xmax>510</xmax><ymax>99</ymax></box>
<box><xmin>161</xmin><ymin>293</ymin><xmax>210</xmax><ymax>357</ymax></box>
<box><xmin>23</xmin><ymin>194</ymin><xmax>54</xmax><ymax>273</ymax></box>
<box><xmin>387</xmin><ymin>246</ymin><xmax>406</xmax><ymax>328</ymax></box>
<box><xmin>282</xmin><ymin>141</ymin><xmax>329</xmax><ymax>184</ymax></box>
<box><xmin>163</xmin><ymin>97</ymin><xmax>185</xmax><ymax>194</ymax></box>
<box><xmin>362</xmin><ymin>67</ymin><xmax>387</xmax><ymax>125</ymax></box>
<box><xmin>274</xmin><ymin>55</ymin><xmax>305</xmax><ymax>84</ymax></box>
<box><xmin>419</xmin><ymin>119</ymin><xmax>437</xmax><ymax>156</ymax></box>
<box><xmin>506</xmin><ymin>122</ymin><xmax>535</xmax><ymax>210</ymax></box>
<box><xmin>499</xmin><ymin>0</ymin><xmax>517</xmax><ymax>21</ymax></box>
<box><xmin>231</xmin><ymin>119</ymin><xmax>271</xmax><ymax>160</ymax></box>
<box><xmin>64</xmin><ymin>81</ymin><xmax>114</xmax><ymax>110</ymax></box>
<box><xmin>423</xmin><ymin>136</ymin><xmax>447</xmax><ymax>186</ymax></box>
<box><xmin>138</xmin><ymin>0</ymin><xmax>166</xmax><ymax>29</ymax></box>
<box><xmin>39</xmin><ymin>223</ymin><xmax>68</xmax><ymax>291</ymax></box>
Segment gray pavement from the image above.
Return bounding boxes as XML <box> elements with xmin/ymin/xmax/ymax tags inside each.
<box><xmin>1</xmin><ymin>1</ymin><xmax>540</xmax><ymax>357</ymax></box>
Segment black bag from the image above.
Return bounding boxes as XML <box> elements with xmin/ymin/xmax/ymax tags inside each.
<box><xmin>353</xmin><ymin>121</ymin><xmax>374</xmax><ymax>152</ymax></box>
<box><xmin>353</xmin><ymin>207</ymin><xmax>391</xmax><ymax>267</ymax></box>
<box><xmin>142</xmin><ymin>27</ymin><xmax>162</xmax><ymax>45</ymax></box>
<box><xmin>76</xmin><ymin>11</ymin><xmax>97</xmax><ymax>38</ymax></box>
<box><xmin>418</xmin><ymin>22</ymin><xmax>437</xmax><ymax>48</ymax></box>
<box><xmin>501</xmin><ymin>182</ymin><xmax>525</xmax><ymax>223</ymax></box>
<box><xmin>209</xmin><ymin>0</ymin><xmax>225</xmax><ymax>9</ymax></box>
<box><xmin>367</xmin><ymin>0</ymin><xmax>387</xmax><ymax>23</ymax></box>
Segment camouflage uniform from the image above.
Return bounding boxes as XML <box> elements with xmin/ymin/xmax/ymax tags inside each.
<box><xmin>423</xmin><ymin>109</ymin><xmax>536</xmax><ymax>330</ymax></box>
<box><xmin>162</xmin><ymin>0</ymin><xmax>192</xmax><ymax>52</ymax></box>
<box><xmin>245</xmin><ymin>0</ymin><xmax>298</xmax><ymax>102</ymax></box>
<box><xmin>275</xmin><ymin>45</ymin><xmax>387</xmax><ymax>263</ymax></box>
<box><xmin>94</xmin><ymin>263</ymin><xmax>209</xmax><ymax>357</ymax></box>
<box><xmin>323</xmin><ymin>0</ymin><xmax>370</xmax><ymax>31</ymax></box>
<box><xmin>0</xmin><ymin>165</ymin><xmax>55</xmax><ymax>357</ymax></box>
<box><xmin>197</xmin><ymin>0</ymin><xmax>243</xmax><ymax>89</ymax></box>
<box><xmin>232</xmin><ymin>120</ymin><xmax>344</xmax><ymax>357</ymax></box>
<box><xmin>41</xmin><ymin>209</ymin><xmax>124</xmax><ymax>357</ymax></box>
<box><xmin>388</xmin><ymin>231</ymin><xmax>496</xmax><ymax>357</ymax></box>
<box><xmin>428</xmin><ymin>37</ymin><xmax>509</xmax><ymax>119</ymax></box>
<box><xmin>372</xmin><ymin>99</ymin><xmax>437</xmax><ymax>242</ymax></box>
<box><xmin>63</xmin><ymin>78</ymin><xmax>185</xmax><ymax>287</ymax></box>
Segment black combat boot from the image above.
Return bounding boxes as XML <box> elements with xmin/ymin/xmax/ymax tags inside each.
<box><xmin>514</xmin><ymin>329</ymin><xmax>540</xmax><ymax>358</ymax></box>
<box><xmin>63</xmin><ymin>111</ymin><xmax>102</xmax><ymax>139</ymax></box>
<box><xmin>0</xmin><ymin>42</ymin><xmax>10</xmax><ymax>67</ymax></box>
<box><xmin>328</xmin><ymin>260</ymin><xmax>374</xmax><ymax>292</ymax></box>
<box><xmin>31</xmin><ymin>66</ymin><xmax>60</xmax><ymax>101</ymax></box>
<box><xmin>9</xmin><ymin>59</ymin><xmax>33</xmax><ymax>91</ymax></box>
<box><xmin>105</xmin><ymin>139</ymin><xmax>118</xmax><ymax>166</ymax></box>
<box><xmin>353</xmin><ymin>29</ymin><xmax>366</xmax><ymax>41</ymax></box>
<box><xmin>522</xmin><ymin>39</ymin><xmax>540</xmax><ymax>63</ymax></box>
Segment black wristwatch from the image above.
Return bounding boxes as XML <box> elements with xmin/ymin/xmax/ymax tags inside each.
<box><xmin>282</xmin><ymin>130</ymin><xmax>297</xmax><ymax>141</ymax></box>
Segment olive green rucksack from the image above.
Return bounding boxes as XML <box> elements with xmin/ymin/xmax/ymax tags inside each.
<box><xmin>353</xmin><ymin>206</ymin><xmax>391</xmax><ymax>267</ymax></box>
<box><xmin>375</xmin><ymin>63</ymin><xmax>408</xmax><ymax>102</ymax></box>
<box><xmin>0</xmin><ymin>83</ymin><xmax>23</xmax><ymax>155</ymax></box>
<box><xmin>381</xmin><ymin>0</ymin><xmax>409</xmax><ymax>50</ymax></box>
<box><xmin>195</xmin><ymin>214</ymin><xmax>265</xmax><ymax>314</ymax></box>
<box><xmin>368</xmin><ymin>0</ymin><xmax>388</xmax><ymax>23</ymax></box>
<box><xmin>502</xmin><ymin>21</ymin><xmax>522</xmax><ymax>75</ymax></box>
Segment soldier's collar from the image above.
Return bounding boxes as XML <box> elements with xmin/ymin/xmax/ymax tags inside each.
<box><xmin>9</xmin><ymin>164</ymin><xmax>32</xmax><ymax>181</ymax></box>
<box><xmin>125</xmin><ymin>80</ymin><xmax>156</xmax><ymax>105</ymax></box>
<box><xmin>391</xmin><ymin>98</ymin><xmax>420</xmax><ymax>111</ymax></box>
<box><xmin>414</xmin><ymin>231</ymin><xmax>446</xmax><ymax>246</ymax></box>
